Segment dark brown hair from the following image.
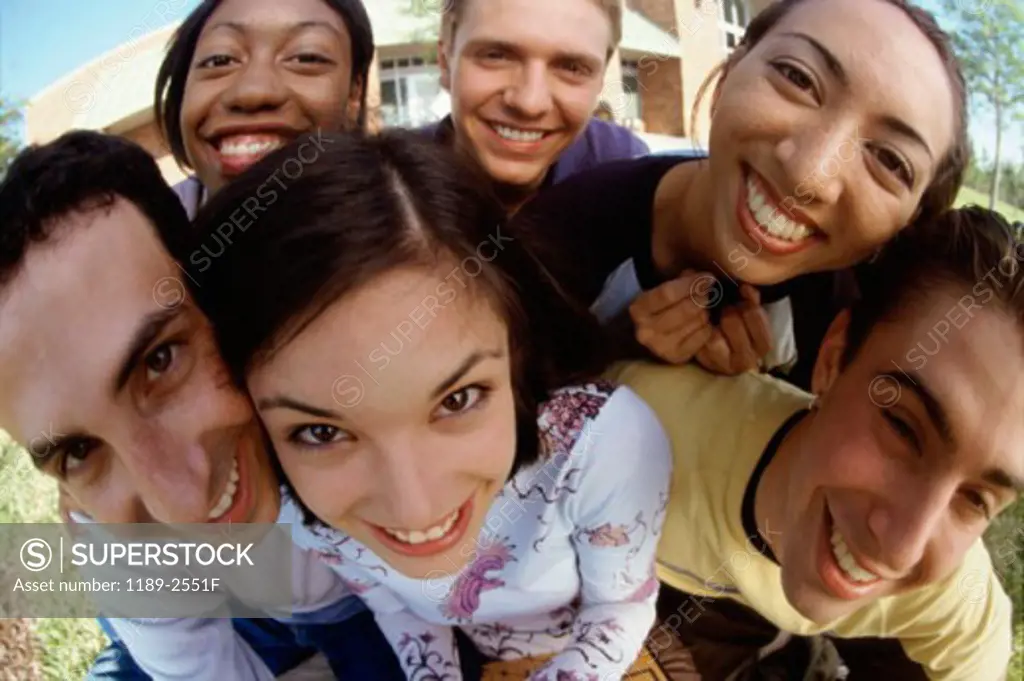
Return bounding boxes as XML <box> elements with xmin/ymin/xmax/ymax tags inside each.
<box><xmin>0</xmin><ymin>131</ymin><xmax>190</xmax><ymax>292</ymax></box>
<box><xmin>693</xmin><ymin>0</ymin><xmax>968</xmax><ymax>223</ymax></box>
<box><xmin>154</xmin><ymin>0</ymin><xmax>375</xmax><ymax>171</ymax></box>
<box><xmin>844</xmin><ymin>206</ymin><xmax>1024</xmax><ymax>364</ymax></box>
<box><xmin>189</xmin><ymin>130</ymin><xmax>608</xmax><ymax>486</ymax></box>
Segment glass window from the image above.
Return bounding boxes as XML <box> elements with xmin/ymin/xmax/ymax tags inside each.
<box><xmin>620</xmin><ymin>60</ymin><xmax>642</xmax><ymax>123</ymax></box>
<box><xmin>720</xmin><ymin>0</ymin><xmax>749</xmax><ymax>52</ymax></box>
<box><xmin>378</xmin><ymin>58</ymin><xmax>449</xmax><ymax>128</ymax></box>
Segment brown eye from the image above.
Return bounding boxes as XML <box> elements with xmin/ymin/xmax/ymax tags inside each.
<box><xmin>197</xmin><ymin>54</ymin><xmax>237</xmax><ymax>69</ymax></box>
<box><xmin>775</xmin><ymin>62</ymin><xmax>813</xmax><ymax>91</ymax></box>
<box><xmin>144</xmin><ymin>343</ymin><xmax>178</xmax><ymax>380</ymax></box>
<box><xmin>435</xmin><ymin>386</ymin><xmax>488</xmax><ymax>419</ymax></box>
<box><xmin>291</xmin><ymin>424</ymin><xmax>349</xmax><ymax>447</ymax></box>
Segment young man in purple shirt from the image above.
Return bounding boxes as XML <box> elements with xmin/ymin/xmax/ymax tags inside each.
<box><xmin>425</xmin><ymin>0</ymin><xmax>649</xmax><ymax>213</ymax></box>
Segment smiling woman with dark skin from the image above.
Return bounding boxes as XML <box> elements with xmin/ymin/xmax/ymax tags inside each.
<box><xmin>514</xmin><ymin>0</ymin><xmax>969</xmax><ymax>384</ymax></box>
<box><xmin>154</xmin><ymin>0</ymin><xmax>373</xmax><ymax>209</ymax></box>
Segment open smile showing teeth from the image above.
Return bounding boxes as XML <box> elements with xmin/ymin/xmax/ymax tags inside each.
<box><xmin>745</xmin><ymin>174</ymin><xmax>816</xmax><ymax>243</ymax></box>
<box><xmin>216</xmin><ymin>134</ymin><xmax>287</xmax><ymax>161</ymax></box>
<box><xmin>383</xmin><ymin>508</ymin><xmax>461</xmax><ymax>545</ymax></box>
<box><xmin>207</xmin><ymin>456</ymin><xmax>240</xmax><ymax>520</ymax></box>
<box><xmin>829</xmin><ymin>527</ymin><xmax>881</xmax><ymax>584</ymax></box>
<box><xmin>491</xmin><ymin>124</ymin><xmax>545</xmax><ymax>143</ymax></box>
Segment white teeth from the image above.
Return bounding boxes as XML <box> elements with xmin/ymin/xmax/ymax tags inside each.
<box><xmin>384</xmin><ymin>509</ymin><xmax>460</xmax><ymax>545</ymax></box>
<box><xmin>493</xmin><ymin>124</ymin><xmax>544</xmax><ymax>143</ymax></box>
<box><xmin>219</xmin><ymin>139</ymin><xmax>285</xmax><ymax>157</ymax></box>
<box><xmin>207</xmin><ymin>456</ymin><xmax>240</xmax><ymax>519</ymax></box>
<box><xmin>830</xmin><ymin>527</ymin><xmax>880</xmax><ymax>583</ymax></box>
<box><xmin>746</xmin><ymin>177</ymin><xmax>814</xmax><ymax>242</ymax></box>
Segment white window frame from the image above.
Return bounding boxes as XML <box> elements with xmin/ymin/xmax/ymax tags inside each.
<box><xmin>719</xmin><ymin>0</ymin><xmax>749</xmax><ymax>53</ymax></box>
<box><xmin>378</xmin><ymin>56</ymin><xmax>445</xmax><ymax>129</ymax></box>
<box><xmin>619</xmin><ymin>59</ymin><xmax>643</xmax><ymax>125</ymax></box>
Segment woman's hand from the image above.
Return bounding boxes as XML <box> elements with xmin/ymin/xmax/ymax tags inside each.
<box><xmin>695</xmin><ymin>284</ymin><xmax>773</xmax><ymax>375</ymax></box>
<box><xmin>628</xmin><ymin>270</ymin><xmax>714</xmax><ymax>364</ymax></box>
<box><xmin>631</xmin><ymin>274</ymin><xmax>773</xmax><ymax>374</ymax></box>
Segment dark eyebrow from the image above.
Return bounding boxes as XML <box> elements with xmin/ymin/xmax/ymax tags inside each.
<box><xmin>982</xmin><ymin>468</ymin><xmax>1024</xmax><ymax>496</ymax></box>
<box><xmin>779</xmin><ymin>32</ymin><xmax>846</xmax><ymax>86</ymax></box>
<box><xmin>205</xmin><ymin>20</ymin><xmax>342</xmax><ymax>39</ymax></box>
<box><xmin>879</xmin><ymin>114</ymin><xmax>934</xmax><ymax>160</ymax></box>
<box><xmin>430</xmin><ymin>350</ymin><xmax>504</xmax><ymax>401</ymax></box>
<box><xmin>257</xmin><ymin>396</ymin><xmax>341</xmax><ymax>419</ymax></box>
<box><xmin>779</xmin><ymin>32</ymin><xmax>933</xmax><ymax>160</ymax></box>
<box><xmin>883</xmin><ymin>371</ymin><xmax>954</xmax><ymax>447</ymax></box>
<box><xmin>113</xmin><ymin>308</ymin><xmax>183</xmax><ymax>394</ymax></box>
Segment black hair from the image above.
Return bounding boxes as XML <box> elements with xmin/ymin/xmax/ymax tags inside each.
<box><xmin>188</xmin><ymin>130</ymin><xmax>609</xmax><ymax>521</ymax></box>
<box><xmin>0</xmin><ymin>130</ymin><xmax>190</xmax><ymax>291</ymax></box>
<box><xmin>154</xmin><ymin>0</ymin><xmax>375</xmax><ymax>169</ymax></box>
<box><xmin>844</xmin><ymin>206</ymin><xmax>1024</xmax><ymax>365</ymax></box>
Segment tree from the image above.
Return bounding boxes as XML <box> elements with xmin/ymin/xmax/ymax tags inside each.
<box><xmin>943</xmin><ymin>0</ymin><xmax>1024</xmax><ymax>209</ymax></box>
<box><xmin>0</xmin><ymin>96</ymin><xmax>23</xmax><ymax>179</ymax></box>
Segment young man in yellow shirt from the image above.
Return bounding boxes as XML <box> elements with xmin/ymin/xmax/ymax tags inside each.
<box><xmin>610</xmin><ymin>206</ymin><xmax>1020</xmax><ymax>680</ymax></box>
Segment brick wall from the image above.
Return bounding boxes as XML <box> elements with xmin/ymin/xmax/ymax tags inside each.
<box><xmin>638</xmin><ymin>56</ymin><xmax>684</xmax><ymax>135</ymax></box>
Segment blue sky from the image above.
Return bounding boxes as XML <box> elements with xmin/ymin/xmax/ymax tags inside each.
<box><xmin>1</xmin><ymin>0</ymin><xmax>1020</xmax><ymax>163</ymax></box>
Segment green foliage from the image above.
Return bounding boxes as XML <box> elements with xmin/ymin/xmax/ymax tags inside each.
<box><xmin>0</xmin><ymin>96</ymin><xmax>23</xmax><ymax>179</ymax></box>
<box><xmin>942</xmin><ymin>0</ymin><xmax>1024</xmax><ymax>207</ymax></box>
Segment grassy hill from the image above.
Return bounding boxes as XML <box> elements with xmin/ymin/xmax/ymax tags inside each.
<box><xmin>955</xmin><ymin>185</ymin><xmax>1024</xmax><ymax>223</ymax></box>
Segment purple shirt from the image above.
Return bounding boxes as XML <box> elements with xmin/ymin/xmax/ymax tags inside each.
<box><xmin>422</xmin><ymin>115</ymin><xmax>650</xmax><ymax>189</ymax></box>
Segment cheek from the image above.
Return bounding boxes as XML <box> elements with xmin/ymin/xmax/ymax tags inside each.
<box><xmin>453</xmin><ymin>65</ymin><xmax>504</xmax><ymax>110</ymax></box>
<box><xmin>553</xmin><ymin>82</ymin><xmax>602</xmax><ymax>126</ymax></box>
<box><xmin>275</xmin><ymin>447</ymin><xmax>362</xmax><ymax>519</ymax></box>
<box><xmin>294</xmin><ymin>78</ymin><xmax>354</xmax><ymax>126</ymax></box>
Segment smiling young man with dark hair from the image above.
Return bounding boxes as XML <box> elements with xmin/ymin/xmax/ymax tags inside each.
<box><xmin>610</xmin><ymin>206</ymin><xmax>1020</xmax><ymax>680</ymax></box>
<box><xmin>0</xmin><ymin>131</ymin><xmax>402</xmax><ymax>680</ymax></box>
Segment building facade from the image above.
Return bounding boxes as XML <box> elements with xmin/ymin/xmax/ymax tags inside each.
<box><xmin>26</xmin><ymin>0</ymin><xmax>772</xmax><ymax>185</ymax></box>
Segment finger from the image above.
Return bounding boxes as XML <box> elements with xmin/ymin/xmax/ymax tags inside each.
<box><xmin>739</xmin><ymin>283</ymin><xmax>761</xmax><ymax>308</ymax></box>
<box><xmin>635</xmin><ymin>303</ymin><xmax>709</xmax><ymax>351</ymax></box>
<box><xmin>695</xmin><ymin>331</ymin><xmax>736</xmax><ymax>374</ymax></box>
<box><xmin>740</xmin><ymin>303</ymin><xmax>774</xmax><ymax>360</ymax></box>
<box><xmin>720</xmin><ymin>308</ymin><xmax>758</xmax><ymax>372</ymax></box>
<box><xmin>641</xmin><ymin>297</ymin><xmax>710</xmax><ymax>337</ymax></box>
<box><xmin>645</xmin><ymin>322</ymin><xmax>714</xmax><ymax>365</ymax></box>
<box><xmin>629</xmin><ymin>271</ymin><xmax>708</xmax><ymax>320</ymax></box>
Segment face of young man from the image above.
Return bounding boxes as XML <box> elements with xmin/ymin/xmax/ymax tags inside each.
<box><xmin>0</xmin><ymin>198</ymin><xmax>279</xmax><ymax>525</ymax></box>
<box><xmin>769</xmin><ymin>280</ymin><xmax>1024</xmax><ymax>624</ymax></box>
<box><xmin>439</xmin><ymin>0</ymin><xmax>611</xmax><ymax>193</ymax></box>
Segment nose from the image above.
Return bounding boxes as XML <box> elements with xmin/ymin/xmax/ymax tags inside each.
<box><xmin>867</xmin><ymin>482</ymin><xmax>950</xmax><ymax>575</ymax></box>
<box><xmin>376</xmin><ymin>444</ymin><xmax>439</xmax><ymax>530</ymax></box>
<box><xmin>219</xmin><ymin>54</ymin><xmax>290</xmax><ymax>114</ymax></box>
<box><xmin>119</xmin><ymin>438</ymin><xmax>213</xmax><ymax>524</ymax></box>
<box><xmin>502</xmin><ymin>62</ymin><xmax>553</xmax><ymax>120</ymax></box>
<box><xmin>775</xmin><ymin>120</ymin><xmax>859</xmax><ymax>206</ymax></box>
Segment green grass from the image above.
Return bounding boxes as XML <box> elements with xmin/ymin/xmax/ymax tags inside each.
<box><xmin>955</xmin><ymin>185</ymin><xmax>1024</xmax><ymax>223</ymax></box>
<box><xmin>0</xmin><ymin>433</ymin><xmax>107</xmax><ymax>680</ymax></box>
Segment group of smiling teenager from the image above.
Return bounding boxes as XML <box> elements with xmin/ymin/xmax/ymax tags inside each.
<box><xmin>0</xmin><ymin>0</ymin><xmax>1018</xmax><ymax>680</ymax></box>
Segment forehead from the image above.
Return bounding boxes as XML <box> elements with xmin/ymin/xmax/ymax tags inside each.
<box><xmin>872</xmin><ymin>284</ymin><xmax>1024</xmax><ymax>469</ymax></box>
<box><xmin>0</xmin><ymin>200</ymin><xmax>179</xmax><ymax>442</ymax></box>
<box><xmin>248</xmin><ymin>266</ymin><xmax>509</xmax><ymax>416</ymax></box>
<box><xmin>763</xmin><ymin>0</ymin><xmax>955</xmax><ymax>160</ymax></box>
<box><xmin>456</xmin><ymin>0</ymin><xmax>612</xmax><ymax>57</ymax></box>
<box><xmin>204</xmin><ymin>0</ymin><xmax>348</xmax><ymax>35</ymax></box>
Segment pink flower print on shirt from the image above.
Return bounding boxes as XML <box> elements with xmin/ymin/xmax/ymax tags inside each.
<box><xmin>626</xmin><ymin>574</ymin><xmax>659</xmax><ymax>603</ymax></box>
<box><xmin>442</xmin><ymin>539</ymin><xmax>515</xmax><ymax>620</ymax></box>
<box><xmin>583</xmin><ymin>523</ymin><xmax>631</xmax><ymax>547</ymax></box>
